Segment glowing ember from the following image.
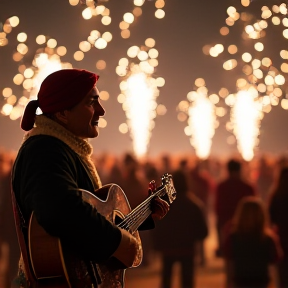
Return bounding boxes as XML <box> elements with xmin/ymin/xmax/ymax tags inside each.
<box><xmin>230</xmin><ymin>89</ymin><xmax>262</xmax><ymax>161</ymax></box>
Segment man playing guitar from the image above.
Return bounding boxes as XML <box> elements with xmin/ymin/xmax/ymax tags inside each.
<box><xmin>11</xmin><ymin>69</ymin><xmax>171</xmax><ymax>288</ymax></box>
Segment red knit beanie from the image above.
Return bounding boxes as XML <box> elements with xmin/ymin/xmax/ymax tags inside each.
<box><xmin>20</xmin><ymin>69</ymin><xmax>99</xmax><ymax>131</ymax></box>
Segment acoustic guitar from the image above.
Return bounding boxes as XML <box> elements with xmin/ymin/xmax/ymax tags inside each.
<box><xmin>28</xmin><ymin>173</ymin><xmax>176</xmax><ymax>288</ymax></box>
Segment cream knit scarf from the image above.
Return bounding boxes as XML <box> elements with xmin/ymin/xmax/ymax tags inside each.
<box><xmin>22</xmin><ymin>115</ymin><xmax>101</xmax><ymax>189</ymax></box>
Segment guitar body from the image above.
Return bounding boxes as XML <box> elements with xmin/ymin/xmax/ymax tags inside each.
<box><xmin>28</xmin><ymin>184</ymin><xmax>143</xmax><ymax>288</ymax></box>
<box><xmin>80</xmin><ymin>184</ymin><xmax>143</xmax><ymax>288</ymax></box>
<box><xmin>28</xmin><ymin>214</ymin><xmax>70</xmax><ymax>288</ymax></box>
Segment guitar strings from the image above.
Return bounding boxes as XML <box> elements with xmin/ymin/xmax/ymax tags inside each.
<box><xmin>130</xmin><ymin>205</ymin><xmax>152</xmax><ymax>232</ymax></box>
<box><xmin>117</xmin><ymin>186</ymin><xmax>168</xmax><ymax>232</ymax></box>
<box><xmin>128</xmin><ymin>185</ymin><xmax>176</xmax><ymax>232</ymax></box>
<box><xmin>118</xmin><ymin>189</ymin><xmax>162</xmax><ymax>229</ymax></box>
<box><xmin>118</xmin><ymin>200</ymin><xmax>152</xmax><ymax>231</ymax></box>
<box><xmin>128</xmin><ymin>207</ymin><xmax>151</xmax><ymax>232</ymax></box>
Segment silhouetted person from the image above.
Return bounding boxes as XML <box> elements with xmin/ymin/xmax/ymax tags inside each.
<box><xmin>0</xmin><ymin>152</ymin><xmax>20</xmax><ymax>288</ymax></box>
<box><xmin>268</xmin><ymin>166</ymin><xmax>288</xmax><ymax>288</ymax></box>
<box><xmin>190</xmin><ymin>160</ymin><xmax>211</xmax><ymax>210</ymax></box>
<box><xmin>143</xmin><ymin>160</ymin><xmax>160</xmax><ymax>187</ymax></box>
<box><xmin>224</xmin><ymin>196</ymin><xmax>281</xmax><ymax>288</ymax></box>
<box><xmin>215</xmin><ymin>159</ymin><xmax>256</xmax><ymax>257</ymax></box>
<box><xmin>155</xmin><ymin>159</ymin><xmax>208</xmax><ymax>288</ymax></box>
<box><xmin>121</xmin><ymin>153</ymin><xmax>147</xmax><ymax>209</ymax></box>
<box><xmin>189</xmin><ymin>160</ymin><xmax>212</xmax><ymax>266</ymax></box>
<box><xmin>159</xmin><ymin>154</ymin><xmax>173</xmax><ymax>177</ymax></box>
<box><xmin>256</xmin><ymin>156</ymin><xmax>274</xmax><ymax>203</ymax></box>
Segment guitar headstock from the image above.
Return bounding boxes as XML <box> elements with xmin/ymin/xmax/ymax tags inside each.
<box><xmin>159</xmin><ymin>173</ymin><xmax>177</xmax><ymax>204</ymax></box>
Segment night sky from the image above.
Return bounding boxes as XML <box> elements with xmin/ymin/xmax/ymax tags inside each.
<box><xmin>1</xmin><ymin>0</ymin><xmax>288</xmax><ymax>159</ymax></box>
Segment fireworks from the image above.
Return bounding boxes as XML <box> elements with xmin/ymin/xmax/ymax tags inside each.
<box><xmin>177</xmin><ymin>80</ymin><xmax>222</xmax><ymax>160</ymax></box>
<box><xmin>231</xmin><ymin>89</ymin><xmax>263</xmax><ymax>161</ymax></box>
<box><xmin>199</xmin><ymin>1</ymin><xmax>288</xmax><ymax>160</ymax></box>
<box><xmin>116</xmin><ymin>39</ymin><xmax>166</xmax><ymax>158</ymax></box>
<box><xmin>0</xmin><ymin>1</ymin><xmax>166</xmax><ymax>127</ymax></box>
<box><xmin>121</xmin><ymin>71</ymin><xmax>156</xmax><ymax>157</ymax></box>
<box><xmin>0</xmin><ymin>16</ymin><xmax>20</xmax><ymax>47</ymax></box>
<box><xmin>1</xmin><ymin>1</ymin><xmax>288</xmax><ymax>159</ymax></box>
<box><xmin>187</xmin><ymin>91</ymin><xmax>217</xmax><ymax>159</ymax></box>
<box><xmin>1</xmin><ymin>49</ymin><xmax>72</xmax><ymax>119</ymax></box>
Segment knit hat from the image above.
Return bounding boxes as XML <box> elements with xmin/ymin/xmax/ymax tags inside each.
<box><xmin>20</xmin><ymin>69</ymin><xmax>99</xmax><ymax>131</ymax></box>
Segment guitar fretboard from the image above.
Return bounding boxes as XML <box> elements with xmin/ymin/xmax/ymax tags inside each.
<box><xmin>117</xmin><ymin>186</ymin><xmax>167</xmax><ymax>233</ymax></box>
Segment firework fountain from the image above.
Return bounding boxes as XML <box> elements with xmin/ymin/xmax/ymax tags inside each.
<box><xmin>116</xmin><ymin>40</ymin><xmax>166</xmax><ymax>158</ymax></box>
<box><xmin>231</xmin><ymin>88</ymin><xmax>263</xmax><ymax>161</ymax></box>
<box><xmin>0</xmin><ymin>0</ymin><xmax>165</xmax><ymax>127</ymax></box>
<box><xmin>177</xmin><ymin>79</ymin><xmax>222</xmax><ymax>159</ymax></box>
<box><xmin>198</xmin><ymin>1</ymin><xmax>288</xmax><ymax>160</ymax></box>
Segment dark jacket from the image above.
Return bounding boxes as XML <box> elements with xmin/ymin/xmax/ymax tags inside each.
<box><xmin>215</xmin><ymin>177</ymin><xmax>255</xmax><ymax>227</ymax></box>
<box><xmin>12</xmin><ymin>135</ymin><xmax>124</xmax><ymax>288</ymax></box>
<box><xmin>269</xmin><ymin>193</ymin><xmax>288</xmax><ymax>254</ymax></box>
<box><xmin>224</xmin><ymin>232</ymin><xmax>280</xmax><ymax>287</ymax></box>
<box><xmin>154</xmin><ymin>193</ymin><xmax>208</xmax><ymax>255</ymax></box>
<box><xmin>13</xmin><ymin>135</ymin><xmax>122</xmax><ymax>262</ymax></box>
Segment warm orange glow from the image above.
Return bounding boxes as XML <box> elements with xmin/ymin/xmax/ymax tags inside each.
<box><xmin>121</xmin><ymin>71</ymin><xmax>158</xmax><ymax>157</ymax></box>
<box><xmin>186</xmin><ymin>91</ymin><xmax>216</xmax><ymax>159</ymax></box>
<box><xmin>231</xmin><ymin>89</ymin><xmax>262</xmax><ymax>161</ymax></box>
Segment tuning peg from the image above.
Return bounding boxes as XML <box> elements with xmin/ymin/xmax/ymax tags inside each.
<box><xmin>148</xmin><ymin>180</ymin><xmax>157</xmax><ymax>193</ymax></box>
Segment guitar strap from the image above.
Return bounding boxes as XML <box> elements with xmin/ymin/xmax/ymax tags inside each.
<box><xmin>10</xmin><ymin>184</ymin><xmax>37</xmax><ymax>288</ymax></box>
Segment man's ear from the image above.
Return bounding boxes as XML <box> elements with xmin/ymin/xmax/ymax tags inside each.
<box><xmin>55</xmin><ymin>110</ymin><xmax>69</xmax><ymax>124</ymax></box>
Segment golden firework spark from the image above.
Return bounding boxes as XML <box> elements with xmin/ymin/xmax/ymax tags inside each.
<box><xmin>177</xmin><ymin>80</ymin><xmax>220</xmax><ymax>159</ymax></box>
<box><xmin>187</xmin><ymin>92</ymin><xmax>217</xmax><ymax>159</ymax></box>
<box><xmin>230</xmin><ymin>88</ymin><xmax>263</xmax><ymax>161</ymax></box>
<box><xmin>0</xmin><ymin>16</ymin><xmax>20</xmax><ymax>47</ymax></box>
<box><xmin>123</xmin><ymin>71</ymin><xmax>156</xmax><ymax>157</ymax></box>
<box><xmin>117</xmin><ymin>39</ymin><xmax>165</xmax><ymax>158</ymax></box>
<box><xmin>202</xmin><ymin>1</ymin><xmax>288</xmax><ymax>160</ymax></box>
<box><xmin>1</xmin><ymin>1</ymin><xmax>167</xmax><ymax>120</ymax></box>
<box><xmin>1</xmin><ymin>51</ymin><xmax>72</xmax><ymax>120</ymax></box>
<box><xmin>69</xmin><ymin>0</ymin><xmax>166</xmax><ymax>40</ymax></box>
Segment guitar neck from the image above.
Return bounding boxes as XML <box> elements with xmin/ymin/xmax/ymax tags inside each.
<box><xmin>117</xmin><ymin>188</ymin><xmax>164</xmax><ymax>233</ymax></box>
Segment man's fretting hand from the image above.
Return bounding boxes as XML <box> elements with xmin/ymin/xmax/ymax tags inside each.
<box><xmin>151</xmin><ymin>196</ymin><xmax>170</xmax><ymax>220</ymax></box>
<box><xmin>148</xmin><ymin>180</ymin><xmax>170</xmax><ymax>221</ymax></box>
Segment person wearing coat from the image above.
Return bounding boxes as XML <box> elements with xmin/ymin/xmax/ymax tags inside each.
<box><xmin>154</xmin><ymin>159</ymin><xmax>208</xmax><ymax>288</ymax></box>
<box><xmin>11</xmin><ymin>69</ymin><xmax>169</xmax><ymax>288</ymax></box>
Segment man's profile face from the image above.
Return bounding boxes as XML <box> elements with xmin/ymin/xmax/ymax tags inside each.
<box><xmin>64</xmin><ymin>86</ymin><xmax>105</xmax><ymax>139</ymax></box>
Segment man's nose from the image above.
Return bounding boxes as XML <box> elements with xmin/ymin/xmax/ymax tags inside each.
<box><xmin>97</xmin><ymin>103</ymin><xmax>105</xmax><ymax>116</ymax></box>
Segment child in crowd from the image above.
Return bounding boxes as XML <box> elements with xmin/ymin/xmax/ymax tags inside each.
<box><xmin>223</xmin><ymin>196</ymin><xmax>282</xmax><ymax>288</ymax></box>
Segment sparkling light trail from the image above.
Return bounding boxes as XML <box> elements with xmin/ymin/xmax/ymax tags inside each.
<box><xmin>201</xmin><ymin>1</ymin><xmax>288</xmax><ymax>160</ymax></box>
<box><xmin>122</xmin><ymin>71</ymin><xmax>157</xmax><ymax>157</ymax></box>
<box><xmin>231</xmin><ymin>89</ymin><xmax>263</xmax><ymax>161</ymax></box>
<box><xmin>1</xmin><ymin>0</ymin><xmax>167</xmax><ymax>122</ymax></box>
<box><xmin>1</xmin><ymin>52</ymin><xmax>71</xmax><ymax>120</ymax></box>
<box><xmin>187</xmin><ymin>91</ymin><xmax>217</xmax><ymax>159</ymax></box>
<box><xmin>117</xmin><ymin>39</ymin><xmax>165</xmax><ymax>158</ymax></box>
<box><xmin>177</xmin><ymin>81</ymin><xmax>220</xmax><ymax>160</ymax></box>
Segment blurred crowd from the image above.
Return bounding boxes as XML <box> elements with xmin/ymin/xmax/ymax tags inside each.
<box><xmin>1</xmin><ymin>148</ymin><xmax>288</xmax><ymax>288</ymax></box>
